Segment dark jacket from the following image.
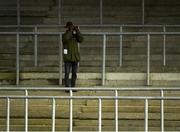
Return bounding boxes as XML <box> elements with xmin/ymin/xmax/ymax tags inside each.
<box><xmin>62</xmin><ymin>31</ymin><xmax>83</xmax><ymax>62</ymax></box>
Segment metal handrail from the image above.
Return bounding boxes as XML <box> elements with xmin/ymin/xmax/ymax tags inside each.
<box><xmin>0</xmin><ymin>24</ymin><xmax>180</xmax><ymax>28</ymax></box>
<box><xmin>1</xmin><ymin>95</ymin><xmax>180</xmax><ymax>100</ymax></box>
<box><xmin>0</xmin><ymin>31</ymin><xmax>180</xmax><ymax>35</ymax></box>
<box><xmin>1</xmin><ymin>31</ymin><xmax>180</xmax><ymax>86</ymax></box>
<box><xmin>1</xmin><ymin>93</ymin><xmax>180</xmax><ymax>132</ymax></box>
<box><xmin>2</xmin><ymin>87</ymin><xmax>180</xmax><ymax>131</ymax></box>
<box><xmin>1</xmin><ymin>86</ymin><xmax>180</xmax><ymax>91</ymax></box>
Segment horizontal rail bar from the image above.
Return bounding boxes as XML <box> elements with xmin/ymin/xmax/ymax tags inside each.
<box><xmin>0</xmin><ymin>24</ymin><xmax>180</xmax><ymax>28</ymax></box>
<box><xmin>0</xmin><ymin>87</ymin><xmax>180</xmax><ymax>91</ymax></box>
<box><xmin>0</xmin><ymin>32</ymin><xmax>180</xmax><ymax>35</ymax></box>
<box><xmin>0</xmin><ymin>96</ymin><xmax>180</xmax><ymax>100</ymax></box>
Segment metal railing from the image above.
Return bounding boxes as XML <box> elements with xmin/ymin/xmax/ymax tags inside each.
<box><xmin>0</xmin><ymin>28</ymin><xmax>180</xmax><ymax>86</ymax></box>
<box><xmin>14</xmin><ymin>0</ymin><xmax>146</xmax><ymax>25</ymax></box>
<box><xmin>1</xmin><ymin>87</ymin><xmax>180</xmax><ymax>132</ymax></box>
<box><xmin>14</xmin><ymin>0</ymin><xmax>180</xmax><ymax>25</ymax></box>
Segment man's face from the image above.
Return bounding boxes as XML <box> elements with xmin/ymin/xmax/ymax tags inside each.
<box><xmin>68</xmin><ymin>25</ymin><xmax>74</xmax><ymax>31</ymax></box>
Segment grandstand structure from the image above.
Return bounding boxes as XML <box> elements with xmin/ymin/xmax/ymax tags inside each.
<box><xmin>0</xmin><ymin>0</ymin><xmax>180</xmax><ymax>131</ymax></box>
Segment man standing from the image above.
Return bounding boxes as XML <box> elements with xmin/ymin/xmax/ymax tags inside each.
<box><xmin>62</xmin><ymin>22</ymin><xmax>84</xmax><ymax>89</ymax></box>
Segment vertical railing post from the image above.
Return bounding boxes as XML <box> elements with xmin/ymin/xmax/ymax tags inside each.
<box><xmin>25</xmin><ymin>90</ymin><xmax>28</xmax><ymax>132</ymax></box>
<box><xmin>58</xmin><ymin>0</ymin><xmax>62</xmax><ymax>25</ymax></box>
<box><xmin>69</xmin><ymin>90</ymin><xmax>73</xmax><ymax>132</ymax></box>
<box><xmin>16</xmin><ymin>33</ymin><xmax>20</xmax><ymax>85</ymax></box>
<box><xmin>163</xmin><ymin>26</ymin><xmax>166</xmax><ymax>66</ymax></box>
<box><xmin>52</xmin><ymin>98</ymin><xmax>56</xmax><ymax>132</ymax></box>
<box><xmin>6</xmin><ymin>98</ymin><xmax>10</xmax><ymax>132</ymax></box>
<box><xmin>147</xmin><ymin>34</ymin><xmax>150</xmax><ymax>86</ymax></box>
<box><xmin>114</xmin><ymin>90</ymin><xmax>118</xmax><ymax>132</ymax></box>
<box><xmin>102</xmin><ymin>34</ymin><xmax>106</xmax><ymax>86</ymax></box>
<box><xmin>98</xmin><ymin>98</ymin><xmax>102</xmax><ymax>132</ymax></box>
<box><xmin>119</xmin><ymin>26</ymin><xmax>123</xmax><ymax>67</ymax></box>
<box><xmin>142</xmin><ymin>0</ymin><xmax>145</xmax><ymax>25</ymax></box>
<box><xmin>59</xmin><ymin>33</ymin><xmax>63</xmax><ymax>85</ymax></box>
<box><xmin>160</xmin><ymin>90</ymin><xmax>164</xmax><ymax>132</ymax></box>
<box><xmin>144</xmin><ymin>99</ymin><xmax>148</xmax><ymax>132</ymax></box>
<box><xmin>17</xmin><ymin>0</ymin><xmax>20</xmax><ymax>25</ymax></box>
<box><xmin>100</xmin><ymin>0</ymin><xmax>103</xmax><ymax>24</ymax></box>
<box><xmin>34</xmin><ymin>26</ymin><xmax>38</xmax><ymax>67</ymax></box>
<box><xmin>16</xmin><ymin>0</ymin><xmax>20</xmax><ymax>85</ymax></box>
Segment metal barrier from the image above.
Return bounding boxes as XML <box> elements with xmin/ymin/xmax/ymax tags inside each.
<box><xmin>13</xmin><ymin>0</ymin><xmax>180</xmax><ymax>25</ymax></box>
<box><xmin>14</xmin><ymin>0</ymin><xmax>146</xmax><ymax>25</ymax></box>
<box><xmin>1</xmin><ymin>87</ymin><xmax>180</xmax><ymax>132</ymax></box>
<box><xmin>0</xmin><ymin>30</ymin><xmax>180</xmax><ymax>86</ymax></box>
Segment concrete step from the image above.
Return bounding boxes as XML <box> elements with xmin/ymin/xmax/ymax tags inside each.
<box><xmin>2</xmin><ymin>55</ymin><xmax>180</xmax><ymax>62</ymax></box>
<box><xmin>0</xmin><ymin>106</ymin><xmax>81</xmax><ymax>118</ymax></box>
<box><xmin>1</xmin><ymin>59</ymin><xmax>180</xmax><ymax>69</ymax></box>
<box><xmin>20</xmin><ymin>0</ymin><xmax>53</xmax><ymax>6</ymax></box>
<box><xmin>52</xmin><ymin>6</ymin><xmax>99</xmax><ymax>14</ymax></box>
<box><xmin>0</xmin><ymin>105</ymin><xmax>179</xmax><ymax>119</ymax></box>
<box><xmin>44</xmin><ymin>17</ymin><xmax>100</xmax><ymax>25</ymax></box>
<box><xmin>50</xmin><ymin>6</ymin><xmax>141</xmax><ymax>16</ymax></box>
<box><xmin>1</xmin><ymin>46</ymin><xmax>180</xmax><ymax>55</ymax></box>
<box><xmin>2</xmin><ymin>35</ymin><xmax>180</xmax><ymax>42</ymax></box>
<box><xmin>60</xmin><ymin>0</ymin><xmax>98</xmax><ymax>5</ymax></box>
<box><xmin>0</xmin><ymin>17</ymin><xmax>43</xmax><ymax>25</ymax></box>
<box><xmin>82</xmin><ymin>106</ymin><xmax>180</xmax><ymax>113</ymax></box>
<box><xmin>75</xmin><ymin>119</ymin><xmax>180</xmax><ymax>128</ymax></box>
<box><xmin>0</xmin><ymin>6</ymin><xmax>49</xmax><ymax>12</ymax></box>
<box><xmin>2</xmin><ymin>60</ymin><xmax>180</xmax><ymax>68</ymax></box>
<box><xmin>0</xmin><ymin>124</ymin><xmax>177</xmax><ymax>131</ymax></box>
<box><xmin>0</xmin><ymin>117</ymin><xmax>179</xmax><ymax>131</ymax></box>
<box><xmin>1</xmin><ymin>72</ymin><xmax>180</xmax><ymax>86</ymax></box>
<box><xmin>87</xmin><ymin>100</ymin><xmax>180</xmax><ymax>107</ymax></box>
<box><xmin>44</xmin><ymin>16</ymin><xmax>142</xmax><ymax>25</ymax></box>
<box><xmin>146</xmin><ymin>17</ymin><xmax>180</xmax><ymax>25</ymax></box>
<box><xmin>78</xmin><ymin>112</ymin><xmax>180</xmax><ymax>120</ymax></box>
<box><xmin>103</xmin><ymin>0</ymin><xmax>142</xmax><ymax>6</ymax></box>
<box><xmin>0</xmin><ymin>36</ymin><xmax>179</xmax><ymax>43</ymax></box>
<box><xmin>0</xmin><ymin>12</ymin><xmax>47</xmax><ymax>17</ymax></box>
<box><xmin>146</xmin><ymin>0</ymin><xmax>180</xmax><ymax>5</ymax></box>
<box><xmin>0</xmin><ymin>0</ymin><xmax>53</xmax><ymax>6</ymax></box>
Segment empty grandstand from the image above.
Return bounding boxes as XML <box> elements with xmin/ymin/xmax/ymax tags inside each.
<box><xmin>0</xmin><ymin>0</ymin><xmax>180</xmax><ymax>131</ymax></box>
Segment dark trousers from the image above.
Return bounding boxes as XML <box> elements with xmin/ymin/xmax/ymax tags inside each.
<box><xmin>64</xmin><ymin>61</ymin><xmax>78</xmax><ymax>87</ymax></box>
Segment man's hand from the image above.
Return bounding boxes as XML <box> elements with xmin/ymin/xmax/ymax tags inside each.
<box><xmin>74</xmin><ymin>26</ymin><xmax>80</xmax><ymax>32</ymax></box>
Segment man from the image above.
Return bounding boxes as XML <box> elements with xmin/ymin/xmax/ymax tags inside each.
<box><xmin>62</xmin><ymin>21</ymin><xmax>84</xmax><ymax>89</ymax></box>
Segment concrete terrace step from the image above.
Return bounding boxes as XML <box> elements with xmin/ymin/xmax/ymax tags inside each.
<box><xmin>1</xmin><ymin>72</ymin><xmax>180</xmax><ymax>86</ymax></box>
<box><xmin>2</xmin><ymin>100</ymin><xmax>179</xmax><ymax>110</ymax></box>
<box><xmin>0</xmin><ymin>17</ymin><xmax>44</xmax><ymax>25</ymax></box>
<box><xmin>77</xmin><ymin>112</ymin><xmax>180</xmax><ymax>120</ymax></box>
<box><xmin>61</xmin><ymin>0</ymin><xmax>98</xmax><ymax>5</ymax></box>
<box><xmin>0</xmin><ymin>35</ymin><xmax>178</xmax><ymax>42</ymax></box>
<box><xmin>86</xmin><ymin>100</ymin><xmax>180</xmax><ymax>107</ymax></box>
<box><xmin>0</xmin><ymin>0</ymin><xmax>53</xmax><ymax>5</ymax></box>
<box><xmin>1</xmin><ymin>42</ymin><xmax>178</xmax><ymax>49</ymax></box>
<box><xmin>146</xmin><ymin>17</ymin><xmax>180</xmax><ymax>25</ymax></box>
<box><xmin>0</xmin><ymin>7</ymin><xmax>49</xmax><ymax>12</ymax></box>
<box><xmin>44</xmin><ymin>17</ymin><xmax>100</xmax><ymax>25</ymax></box>
<box><xmin>44</xmin><ymin>16</ymin><xmax>142</xmax><ymax>25</ymax></box>
<box><xmin>0</xmin><ymin>126</ymin><xmax>177</xmax><ymax>131</ymax></box>
<box><xmin>146</xmin><ymin>0</ymin><xmax>180</xmax><ymax>5</ymax></box>
<box><xmin>2</xmin><ymin>55</ymin><xmax>180</xmax><ymax>62</ymax></box>
<box><xmin>2</xmin><ymin>35</ymin><xmax>180</xmax><ymax>42</ymax></box>
<box><xmin>49</xmin><ymin>6</ymin><xmax>141</xmax><ymax>16</ymax></box>
<box><xmin>1</xmin><ymin>60</ymin><xmax>180</xmax><ymax>68</ymax></box>
<box><xmin>1</xmin><ymin>64</ymin><xmax>180</xmax><ymax>72</ymax></box>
